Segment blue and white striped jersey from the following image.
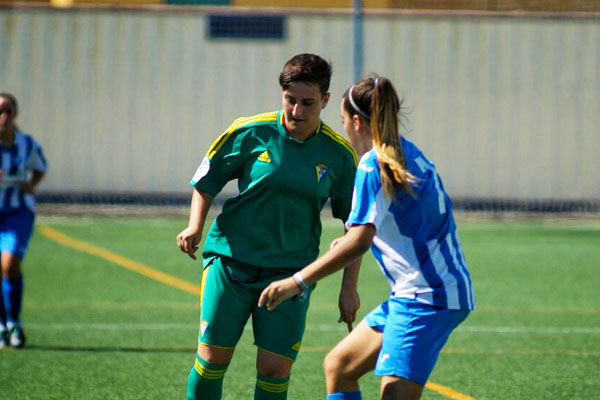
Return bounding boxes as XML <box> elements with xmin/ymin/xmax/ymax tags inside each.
<box><xmin>346</xmin><ymin>137</ymin><xmax>474</xmax><ymax>310</ymax></box>
<box><xmin>0</xmin><ymin>130</ymin><xmax>47</xmax><ymax>213</ymax></box>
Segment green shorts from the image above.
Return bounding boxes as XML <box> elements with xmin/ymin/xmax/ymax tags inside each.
<box><xmin>198</xmin><ymin>256</ymin><xmax>314</xmax><ymax>362</ymax></box>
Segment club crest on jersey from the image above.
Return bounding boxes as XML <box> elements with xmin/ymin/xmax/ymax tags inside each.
<box><xmin>200</xmin><ymin>321</ymin><xmax>209</xmax><ymax>337</ymax></box>
<box><xmin>192</xmin><ymin>157</ymin><xmax>210</xmax><ymax>183</ymax></box>
<box><xmin>257</xmin><ymin>151</ymin><xmax>271</xmax><ymax>163</ymax></box>
<box><xmin>315</xmin><ymin>163</ymin><xmax>329</xmax><ymax>182</ymax></box>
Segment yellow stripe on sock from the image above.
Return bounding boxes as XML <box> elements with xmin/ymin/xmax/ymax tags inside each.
<box><xmin>256</xmin><ymin>379</ymin><xmax>289</xmax><ymax>393</ymax></box>
<box><xmin>194</xmin><ymin>359</ymin><xmax>227</xmax><ymax>380</ymax></box>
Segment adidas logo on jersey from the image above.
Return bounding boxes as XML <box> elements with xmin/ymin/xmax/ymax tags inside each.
<box><xmin>257</xmin><ymin>151</ymin><xmax>271</xmax><ymax>163</ymax></box>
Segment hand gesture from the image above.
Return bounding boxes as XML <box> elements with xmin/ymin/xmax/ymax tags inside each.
<box><xmin>338</xmin><ymin>286</ymin><xmax>360</xmax><ymax>332</ymax></box>
<box><xmin>258</xmin><ymin>277</ymin><xmax>300</xmax><ymax>311</ymax></box>
<box><xmin>176</xmin><ymin>227</ymin><xmax>202</xmax><ymax>260</ymax></box>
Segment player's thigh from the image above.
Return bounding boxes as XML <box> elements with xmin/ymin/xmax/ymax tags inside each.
<box><xmin>324</xmin><ymin>319</ymin><xmax>382</xmax><ymax>380</ymax></box>
<box><xmin>0</xmin><ymin>208</ymin><xmax>33</xmax><ymax>275</ymax></box>
<box><xmin>197</xmin><ymin>257</ymin><xmax>255</xmax><ymax>349</ymax></box>
<box><xmin>252</xmin><ymin>285</ymin><xmax>313</xmax><ymax>363</ymax></box>
<box><xmin>380</xmin><ymin>376</ymin><xmax>423</xmax><ymax>400</ymax></box>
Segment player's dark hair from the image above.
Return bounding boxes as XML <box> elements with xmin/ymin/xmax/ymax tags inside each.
<box><xmin>342</xmin><ymin>75</ymin><xmax>415</xmax><ymax>197</ymax></box>
<box><xmin>0</xmin><ymin>93</ymin><xmax>18</xmax><ymax>118</ymax></box>
<box><xmin>0</xmin><ymin>93</ymin><xmax>19</xmax><ymax>133</ymax></box>
<box><xmin>279</xmin><ymin>53</ymin><xmax>332</xmax><ymax>96</ymax></box>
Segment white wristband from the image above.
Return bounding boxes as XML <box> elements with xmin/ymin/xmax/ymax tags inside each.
<box><xmin>293</xmin><ymin>272</ymin><xmax>309</xmax><ymax>292</ymax></box>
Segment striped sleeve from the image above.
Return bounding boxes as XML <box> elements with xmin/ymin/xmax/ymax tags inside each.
<box><xmin>346</xmin><ymin>151</ymin><xmax>388</xmax><ymax>230</ymax></box>
<box><xmin>25</xmin><ymin>137</ymin><xmax>47</xmax><ymax>172</ymax></box>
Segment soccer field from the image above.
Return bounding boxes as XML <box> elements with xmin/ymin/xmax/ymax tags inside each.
<box><xmin>1</xmin><ymin>215</ymin><xmax>599</xmax><ymax>399</ymax></box>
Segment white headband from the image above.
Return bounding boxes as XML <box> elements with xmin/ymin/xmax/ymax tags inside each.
<box><xmin>348</xmin><ymin>85</ymin><xmax>370</xmax><ymax>120</ymax></box>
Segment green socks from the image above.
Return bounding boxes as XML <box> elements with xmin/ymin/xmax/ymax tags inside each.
<box><xmin>186</xmin><ymin>356</ymin><xmax>291</xmax><ymax>399</ymax></box>
<box><xmin>253</xmin><ymin>373</ymin><xmax>290</xmax><ymax>400</ymax></box>
<box><xmin>186</xmin><ymin>354</ymin><xmax>228</xmax><ymax>400</ymax></box>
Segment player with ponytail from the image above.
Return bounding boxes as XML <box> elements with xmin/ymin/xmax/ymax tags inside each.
<box><xmin>343</xmin><ymin>75</ymin><xmax>414</xmax><ymax>197</ymax></box>
<box><xmin>260</xmin><ymin>75</ymin><xmax>475</xmax><ymax>400</ymax></box>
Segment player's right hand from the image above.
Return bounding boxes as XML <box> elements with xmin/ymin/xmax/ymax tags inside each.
<box><xmin>176</xmin><ymin>227</ymin><xmax>202</xmax><ymax>260</ymax></box>
<box><xmin>258</xmin><ymin>277</ymin><xmax>300</xmax><ymax>311</ymax></box>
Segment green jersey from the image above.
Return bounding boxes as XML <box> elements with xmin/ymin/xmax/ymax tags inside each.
<box><xmin>191</xmin><ymin>110</ymin><xmax>358</xmax><ymax>269</ymax></box>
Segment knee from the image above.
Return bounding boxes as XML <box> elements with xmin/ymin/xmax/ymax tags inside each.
<box><xmin>256</xmin><ymin>350</ymin><xmax>293</xmax><ymax>378</ymax></box>
<box><xmin>1</xmin><ymin>256</ymin><xmax>22</xmax><ymax>278</ymax></box>
<box><xmin>256</xmin><ymin>364</ymin><xmax>290</xmax><ymax>379</ymax></box>
<box><xmin>197</xmin><ymin>343</ymin><xmax>233</xmax><ymax>365</ymax></box>
<box><xmin>324</xmin><ymin>349</ymin><xmax>347</xmax><ymax>380</ymax></box>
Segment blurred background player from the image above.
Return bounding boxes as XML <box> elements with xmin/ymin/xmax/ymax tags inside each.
<box><xmin>0</xmin><ymin>93</ymin><xmax>47</xmax><ymax>349</ymax></box>
<box><xmin>259</xmin><ymin>75</ymin><xmax>475</xmax><ymax>400</ymax></box>
<box><xmin>176</xmin><ymin>53</ymin><xmax>361</xmax><ymax>400</ymax></box>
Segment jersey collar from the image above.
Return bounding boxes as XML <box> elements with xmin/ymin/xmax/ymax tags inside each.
<box><xmin>277</xmin><ymin>110</ymin><xmax>322</xmax><ymax>143</ymax></box>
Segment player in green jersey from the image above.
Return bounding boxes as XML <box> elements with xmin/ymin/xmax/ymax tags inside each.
<box><xmin>177</xmin><ymin>53</ymin><xmax>360</xmax><ymax>400</ymax></box>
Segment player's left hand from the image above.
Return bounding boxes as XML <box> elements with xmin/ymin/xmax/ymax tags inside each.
<box><xmin>20</xmin><ymin>182</ymin><xmax>35</xmax><ymax>194</ymax></box>
<box><xmin>338</xmin><ymin>286</ymin><xmax>360</xmax><ymax>332</ymax></box>
<box><xmin>258</xmin><ymin>277</ymin><xmax>300</xmax><ymax>311</ymax></box>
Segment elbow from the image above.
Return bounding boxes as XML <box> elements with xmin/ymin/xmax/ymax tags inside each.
<box><xmin>355</xmin><ymin>237</ymin><xmax>372</xmax><ymax>254</ymax></box>
<box><xmin>347</xmin><ymin>224</ymin><xmax>375</xmax><ymax>255</ymax></box>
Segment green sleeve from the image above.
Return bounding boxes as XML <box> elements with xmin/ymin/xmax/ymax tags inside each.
<box><xmin>330</xmin><ymin>157</ymin><xmax>357</xmax><ymax>222</ymax></box>
<box><xmin>191</xmin><ymin>124</ymin><xmax>247</xmax><ymax>197</ymax></box>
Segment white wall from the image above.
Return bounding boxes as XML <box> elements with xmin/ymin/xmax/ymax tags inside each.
<box><xmin>1</xmin><ymin>7</ymin><xmax>598</xmax><ymax>199</ymax></box>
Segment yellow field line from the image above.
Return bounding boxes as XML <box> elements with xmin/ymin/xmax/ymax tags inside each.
<box><xmin>38</xmin><ymin>225</ymin><xmax>201</xmax><ymax>296</ymax></box>
<box><xmin>425</xmin><ymin>381</ymin><xmax>477</xmax><ymax>400</ymax></box>
<box><xmin>39</xmin><ymin>225</ymin><xmax>476</xmax><ymax>400</ymax></box>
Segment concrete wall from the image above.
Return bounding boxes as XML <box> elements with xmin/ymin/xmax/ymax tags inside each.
<box><xmin>1</xmin><ymin>6</ymin><xmax>598</xmax><ymax>199</ymax></box>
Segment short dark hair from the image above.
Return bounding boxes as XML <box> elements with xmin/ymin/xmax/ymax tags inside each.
<box><xmin>0</xmin><ymin>93</ymin><xmax>18</xmax><ymax>117</ymax></box>
<box><xmin>278</xmin><ymin>53</ymin><xmax>332</xmax><ymax>95</ymax></box>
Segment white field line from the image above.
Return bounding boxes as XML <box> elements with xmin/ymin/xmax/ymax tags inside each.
<box><xmin>23</xmin><ymin>322</ymin><xmax>600</xmax><ymax>335</ymax></box>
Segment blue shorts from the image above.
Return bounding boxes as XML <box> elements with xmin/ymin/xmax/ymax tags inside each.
<box><xmin>364</xmin><ymin>297</ymin><xmax>469</xmax><ymax>386</ymax></box>
<box><xmin>0</xmin><ymin>208</ymin><xmax>35</xmax><ymax>259</ymax></box>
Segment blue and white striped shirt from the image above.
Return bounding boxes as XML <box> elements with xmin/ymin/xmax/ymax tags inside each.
<box><xmin>0</xmin><ymin>130</ymin><xmax>47</xmax><ymax>213</ymax></box>
<box><xmin>346</xmin><ymin>137</ymin><xmax>474</xmax><ymax>310</ymax></box>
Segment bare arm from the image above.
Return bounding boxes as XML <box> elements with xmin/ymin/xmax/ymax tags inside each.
<box><xmin>21</xmin><ymin>170</ymin><xmax>46</xmax><ymax>194</ymax></box>
<box><xmin>338</xmin><ymin>256</ymin><xmax>362</xmax><ymax>332</ymax></box>
<box><xmin>336</xmin><ymin>226</ymin><xmax>363</xmax><ymax>331</ymax></box>
<box><xmin>176</xmin><ymin>189</ymin><xmax>213</xmax><ymax>260</ymax></box>
<box><xmin>258</xmin><ymin>224</ymin><xmax>375</xmax><ymax>311</ymax></box>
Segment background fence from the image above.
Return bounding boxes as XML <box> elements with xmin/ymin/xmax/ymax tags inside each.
<box><xmin>1</xmin><ymin>4</ymin><xmax>599</xmax><ymax>210</ymax></box>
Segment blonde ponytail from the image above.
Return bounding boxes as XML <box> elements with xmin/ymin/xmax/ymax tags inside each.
<box><xmin>343</xmin><ymin>76</ymin><xmax>415</xmax><ymax>198</ymax></box>
<box><xmin>370</xmin><ymin>78</ymin><xmax>415</xmax><ymax>197</ymax></box>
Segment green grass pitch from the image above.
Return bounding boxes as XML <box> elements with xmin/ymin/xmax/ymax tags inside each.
<box><xmin>0</xmin><ymin>215</ymin><xmax>599</xmax><ymax>399</ymax></box>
